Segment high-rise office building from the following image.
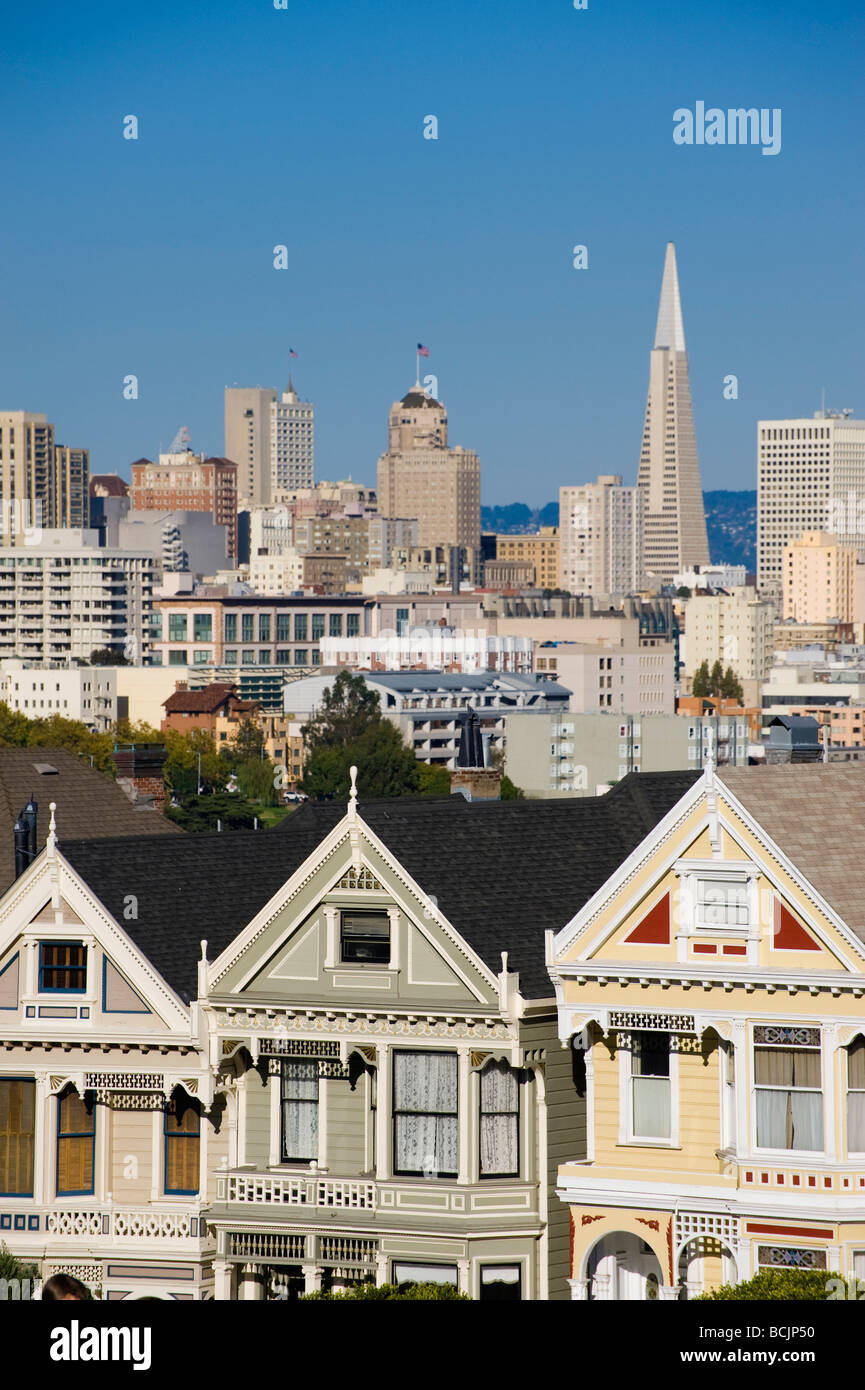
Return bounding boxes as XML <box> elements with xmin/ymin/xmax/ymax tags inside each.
<box><xmin>559</xmin><ymin>475</ymin><xmax>644</xmax><ymax>597</ymax></box>
<box><xmin>377</xmin><ymin>384</ymin><xmax>480</xmax><ymax>571</ymax></box>
<box><xmin>224</xmin><ymin>386</ymin><xmax>276</xmax><ymax>508</ymax></box>
<box><xmin>0</xmin><ymin>412</ymin><xmax>89</xmax><ymax>542</ymax></box>
<box><xmin>757</xmin><ymin>412</ymin><xmax>865</xmax><ymax>598</ymax></box>
<box><xmin>636</xmin><ymin>243</ymin><xmax>710</xmax><ymax>584</ymax></box>
<box><xmin>270</xmin><ymin>377</ymin><xmax>314</xmax><ymax>495</ymax></box>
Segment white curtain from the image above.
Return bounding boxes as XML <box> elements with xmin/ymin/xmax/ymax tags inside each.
<box><xmin>756</xmin><ymin>1089</ymin><xmax>788</xmax><ymax>1149</ymax></box>
<box><xmin>281</xmin><ymin>1060</ymin><xmax>319</xmax><ymax>1161</ymax></box>
<box><xmin>632</xmin><ymin>1076</ymin><xmax>670</xmax><ymax>1140</ymax></box>
<box><xmin>756</xmin><ymin>1088</ymin><xmax>823</xmax><ymax>1151</ymax></box>
<box><xmin>394</xmin><ymin>1052</ymin><xmax>458</xmax><ymax>1177</ymax></box>
<box><xmin>479</xmin><ymin>1063</ymin><xmax>519</xmax><ymax>1177</ymax></box>
<box><xmin>849</xmin><ymin>1093</ymin><xmax>865</xmax><ymax>1152</ymax></box>
<box><xmin>790</xmin><ymin>1091</ymin><xmax>822</xmax><ymax>1151</ymax></box>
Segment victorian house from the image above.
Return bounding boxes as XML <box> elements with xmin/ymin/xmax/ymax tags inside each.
<box><xmin>0</xmin><ymin>765</ymin><xmax>697</xmax><ymax>1300</ymax></box>
<box><xmin>549</xmin><ymin>759</ymin><xmax>865</xmax><ymax>1299</ymax></box>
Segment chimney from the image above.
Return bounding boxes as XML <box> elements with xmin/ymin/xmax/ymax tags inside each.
<box><xmin>113</xmin><ymin>743</ymin><xmax>169</xmax><ymax>813</ymax></box>
<box><xmin>13</xmin><ymin>797</ymin><xmax>37</xmax><ymax>879</ymax></box>
<box><xmin>450</xmin><ymin>711</ymin><xmax>502</xmax><ymax>801</ymax></box>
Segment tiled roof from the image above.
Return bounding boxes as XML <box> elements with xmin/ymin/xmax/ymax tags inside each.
<box><xmin>58</xmin><ymin>772</ymin><xmax>701</xmax><ymax>1004</ymax></box>
<box><xmin>0</xmin><ymin>747</ymin><xmax>182</xmax><ymax>892</ymax></box>
<box><xmin>162</xmin><ymin>684</ymin><xmax>250</xmax><ymax>714</ymax></box>
<box><xmin>719</xmin><ymin>764</ymin><xmax>865</xmax><ymax>940</ymax></box>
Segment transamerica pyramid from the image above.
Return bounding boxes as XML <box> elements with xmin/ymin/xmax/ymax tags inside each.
<box><xmin>637</xmin><ymin>242</ymin><xmax>710</xmax><ymax>582</ymax></box>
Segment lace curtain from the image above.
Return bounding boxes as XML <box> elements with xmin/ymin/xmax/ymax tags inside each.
<box><xmin>281</xmin><ymin>1060</ymin><xmax>319</xmax><ymax>1162</ymax></box>
<box><xmin>393</xmin><ymin>1052</ymin><xmax>458</xmax><ymax>1177</ymax></box>
<box><xmin>479</xmin><ymin>1062</ymin><xmax>519</xmax><ymax>1177</ymax></box>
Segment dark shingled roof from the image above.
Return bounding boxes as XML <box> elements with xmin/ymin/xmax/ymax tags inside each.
<box><xmin>58</xmin><ymin>772</ymin><xmax>701</xmax><ymax>1004</ymax></box>
<box><xmin>0</xmin><ymin>747</ymin><xmax>182</xmax><ymax>893</ymax></box>
<box><xmin>162</xmin><ymin>683</ymin><xmax>257</xmax><ymax>715</ymax></box>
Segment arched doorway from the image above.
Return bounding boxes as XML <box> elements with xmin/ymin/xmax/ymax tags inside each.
<box><xmin>586</xmin><ymin>1232</ymin><xmax>664</xmax><ymax>1301</ymax></box>
<box><xmin>677</xmin><ymin>1236</ymin><xmax>737</xmax><ymax>1299</ymax></box>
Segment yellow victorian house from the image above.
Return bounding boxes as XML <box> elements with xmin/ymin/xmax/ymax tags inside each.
<box><xmin>548</xmin><ymin>758</ymin><xmax>865</xmax><ymax>1300</ymax></box>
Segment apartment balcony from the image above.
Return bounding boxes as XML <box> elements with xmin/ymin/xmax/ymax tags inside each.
<box><xmin>9</xmin><ymin>1202</ymin><xmax>215</xmax><ymax>1257</ymax></box>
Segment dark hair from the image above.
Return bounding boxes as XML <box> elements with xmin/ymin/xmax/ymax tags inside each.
<box><xmin>41</xmin><ymin>1273</ymin><xmax>92</xmax><ymax>1301</ymax></box>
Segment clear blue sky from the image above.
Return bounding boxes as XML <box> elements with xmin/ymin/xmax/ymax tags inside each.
<box><xmin>1</xmin><ymin>0</ymin><xmax>862</xmax><ymax>503</ymax></box>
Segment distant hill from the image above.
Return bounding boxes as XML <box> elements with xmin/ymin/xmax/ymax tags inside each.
<box><xmin>482</xmin><ymin>490</ymin><xmax>756</xmax><ymax>572</ymax></box>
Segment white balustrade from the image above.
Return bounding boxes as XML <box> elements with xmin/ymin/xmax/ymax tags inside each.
<box><xmin>219</xmin><ymin>1174</ymin><xmax>377</xmax><ymax>1210</ymax></box>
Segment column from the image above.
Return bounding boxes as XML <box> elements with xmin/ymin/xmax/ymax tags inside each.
<box><xmin>302</xmin><ymin>1264</ymin><xmax>322</xmax><ymax>1294</ymax></box>
<box><xmin>237</xmin><ymin>1264</ymin><xmax>266</xmax><ymax>1300</ymax></box>
<box><xmin>658</xmin><ymin>1284</ymin><xmax>682</xmax><ymax>1301</ymax></box>
<box><xmin>567</xmin><ymin>1278</ymin><xmax>589</xmax><ymax>1300</ymax></box>
<box><xmin>375</xmin><ymin>1251</ymin><xmax>389</xmax><ymax>1287</ymax></box>
<box><xmin>457</xmin><ymin>1048</ymin><xmax>471</xmax><ymax>1184</ymax></box>
<box><xmin>213</xmin><ymin>1261</ymin><xmax>233</xmax><ymax>1301</ymax></box>
<box><xmin>457</xmin><ymin>1258</ymin><xmax>471</xmax><ymax>1297</ymax></box>
<box><xmin>375</xmin><ymin>1045</ymin><xmax>391</xmax><ymax>1181</ymax></box>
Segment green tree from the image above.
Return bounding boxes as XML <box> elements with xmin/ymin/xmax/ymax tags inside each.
<box><xmin>720</xmin><ymin>666</ymin><xmax>744</xmax><ymax>702</ymax></box>
<box><xmin>112</xmin><ymin>718</ymin><xmax>162</xmax><ymax>744</ymax></box>
<box><xmin>691</xmin><ymin>660</ymin><xmax>711</xmax><ymax>698</ymax></box>
<box><xmin>89</xmin><ymin>647</ymin><xmax>129</xmax><ymax>666</ymax></box>
<box><xmin>0</xmin><ymin>1242</ymin><xmax>38</xmax><ymax>1287</ymax></box>
<box><xmin>302</xmin><ymin>719</ymin><xmax>420</xmax><ymax>801</ymax></box>
<box><xmin>165</xmin><ymin>792</ymin><xmax>261</xmax><ymax>833</ymax></box>
<box><xmin>417</xmin><ymin>762</ymin><xmax>452</xmax><ymax>796</ymax></box>
<box><xmin>302</xmin><ymin>671</ymin><xmax>382</xmax><ymax>752</ymax></box>
<box><xmin>163</xmin><ymin>728</ymin><xmax>227</xmax><ymax>797</ymax></box>
<box><xmin>709</xmin><ymin>659</ymin><xmax>724</xmax><ymax>696</ymax></box>
<box><xmin>676</xmin><ymin>585</ymin><xmax>692</xmax><ymax>599</ymax></box>
<box><xmin>697</xmin><ymin>1269</ymin><xmax>848</xmax><ymax>1301</ymax></box>
<box><xmin>500</xmin><ymin>775</ymin><xmax>524</xmax><ymax>800</ymax></box>
<box><xmin>302</xmin><ymin>1280</ymin><xmax>470</xmax><ymax>1301</ymax></box>
<box><xmin>236</xmin><ymin>756</ymin><xmax>278</xmax><ymax>806</ymax></box>
<box><xmin>0</xmin><ymin>701</ymin><xmax>31</xmax><ymax>747</ymax></box>
<box><xmin>27</xmin><ymin>715</ymin><xmax>115</xmax><ymax>775</ymax></box>
<box><xmin>233</xmin><ymin>717</ymin><xmax>266</xmax><ymax>762</ymax></box>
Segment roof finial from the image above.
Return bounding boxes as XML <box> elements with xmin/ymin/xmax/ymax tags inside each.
<box><xmin>348</xmin><ymin>765</ymin><xmax>359</xmax><ymax>818</ymax></box>
<box><xmin>46</xmin><ymin>801</ymin><xmax>57</xmax><ymax>856</ymax></box>
<box><xmin>703</xmin><ymin>724</ymin><xmax>717</xmax><ymax>779</ymax></box>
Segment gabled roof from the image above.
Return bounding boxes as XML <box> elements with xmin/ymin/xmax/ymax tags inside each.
<box><xmin>718</xmin><ymin>764</ymin><xmax>865</xmax><ymax>939</ymax></box>
<box><xmin>0</xmin><ymin>747</ymin><xmax>182</xmax><ymax>891</ymax></box>
<box><xmin>162</xmin><ymin>683</ymin><xmax>257</xmax><ymax>714</ymax></box>
<box><xmin>58</xmin><ymin>772</ymin><xmax>701</xmax><ymax>1002</ymax></box>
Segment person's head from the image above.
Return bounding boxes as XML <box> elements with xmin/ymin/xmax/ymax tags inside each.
<box><xmin>41</xmin><ymin>1273</ymin><xmax>92</xmax><ymax>1301</ymax></box>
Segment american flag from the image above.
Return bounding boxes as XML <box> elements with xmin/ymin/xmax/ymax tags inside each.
<box><xmin>289</xmin><ymin>348</ymin><xmax>298</xmax><ymax>358</ymax></box>
<box><xmin>417</xmin><ymin>343</ymin><xmax>429</xmax><ymax>357</ymax></box>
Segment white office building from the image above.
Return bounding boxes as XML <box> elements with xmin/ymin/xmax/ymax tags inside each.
<box><xmin>0</xmin><ymin>660</ymin><xmax>118</xmax><ymax>731</ymax></box>
<box><xmin>271</xmin><ymin>377</ymin><xmax>314</xmax><ymax>493</ymax></box>
<box><xmin>757</xmin><ymin>411</ymin><xmax>865</xmax><ymax>599</ymax></box>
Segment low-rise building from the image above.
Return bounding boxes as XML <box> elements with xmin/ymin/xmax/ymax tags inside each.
<box><xmin>533</xmin><ymin>640</ymin><xmax>675</xmax><ymax>716</ymax></box>
<box><xmin>161</xmin><ymin>681</ymin><xmax>260</xmax><ymax>740</ymax></box>
<box><xmin>153</xmin><ymin>594</ymin><xmax>369</xmax><ymax>669</ymax></box>
<box><xmin>492</xmin><ymin>528</ymin><xmax>560</xmax><ymax>589</ymax></box>
<box><xmin>0</xmin><ymin>661</ymin><xmax>118</xmax><ymax>731</ymax></box>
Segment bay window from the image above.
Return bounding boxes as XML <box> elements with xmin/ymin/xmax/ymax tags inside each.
<box><xmin>479</xmin><ymin>1061</ymin><xmax>520</xmax><ymax>1178</ymax></box>
<box><xmin>393</xmin><ymin>1051</ymin><xmax>457</xmax><ymax>1178</ymax></box>
<box><xmin>57</xmin><ymin>1086</ymin><xmax>94</xmax><ymax>1196</ymax></box>
<box><xmin>630</xmin><ymin>1031</ymin><xmax>671</xmax><ymax>1141</ymax></box>
<box><xmin>754</xmin><ymin>1026</ymin><xmax>823</xmax><ymax>1152</ymax></box>
<box><xmin>280</xmin><ymin>1060</ymin><xmax>319</xmax><ymax>1163</ymax></box>
<box><xmin>848</xmin><ymin>1037</ymin><xmax>865</xmax><ymax>1153</ymax></box>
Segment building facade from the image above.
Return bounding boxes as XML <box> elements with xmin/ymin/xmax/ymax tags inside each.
<box><xmin>131</xmin><ymin>451</ymin><xmax>238</xmax><ymax>562</ymax></box>
<box><xmin>224</xmin><ymin>387</ymin><xmax>277</xmax><ymax>509</ymax></box>
<box><xmin>636</xmin><ymin>243</ymin><xmax>710</xmax><ymax>583</ymax></box>
<box><xmin>757</xmin><ymin>413</ymin><xmax>865</xmax><ymax>599</ymax></box>
<box><xmin>153</xmin><ymin>595</ymin><xmax>369</xmax><ymax>669</ymax></box>
<box><xmin>493</xmin><ymin>529</ymin><xmax>560</xmax><ymax>590</ymax></box>
<box><xmin>270</xmin><ymin>378</ymin><xmax>314</xmax><ymax>495</ymax></box>
<box><xmin>0</xmin><ymin>661</ymin><xmax>118</xmax><ymax>732</ymax></box>
<box><xmin>783</xmin><ymin>530</ymin><xmax>856</xmax><ymax>624</ymax></box>
<box><xmin>559</xmin><ymin>477</ymin><xmax>644</xmax><ymax>598</ymax></box>
<box><xmin>0</xmin><ymin>413</ymin><xmax>89</xmax><ymax>543</ymax></box>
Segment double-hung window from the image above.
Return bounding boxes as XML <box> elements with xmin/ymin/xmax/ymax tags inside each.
<box><xmin>57</xmin><ymin>1086</ymin><xmax>95</xmax><ymax>1195</ymax></box>
<box><xmin>224</xmin><ymin>613</ymin><xmax>237</xmax><ymax>642</ymax></box>
<box><xmin>276</xmin><ymin>614</ymin><xmax>291</xmax><ymax>643</ymax></box>
<box><xmin>696</xmin><ymin>879</ymin><xmax>749</xmax><ymax>928</ymax></box>
<box><xmin>241</xmin><ymin>613</ymin><xmax>254</xmax><ymax>642</ymax></box>
<box><xmin>168</xmin><ymin>613</ymin><xmax>187</xmax><ymax>642</ymax></box>
<box><xmin>164</xmin><ymin>1093</ymin><xmax>200</xmax><ymax>1194</ymax></box>
<box><xmin>340</xmin><ymin>911</ymin><xmax>390</xmax><ymax>964</ymax></box>
<box><xmin>848</xmin><ymin>1038</ymin><xmax>865</xmax><ymax>1153</ymax></box>
<box><xmin>280</xmin><ymin>1060</ymin><xmax>319</xmax><ymax>1163</ymax></box>
<box><xmin>393</xmin><ymin>1051</ymin><xmax>457</xmax><ymax>1177</ymax></box>
<box><xmin>0</xmin><ymin>1079</ymin><xmax>35</xmax><ymax>1195</ymax></box>
<box><xmin>479</xmin><ymin>1062</ymin><xmax>520</xmax><ymax>1178</ymax></box>
<box><xmin>630</xmin><ymin>1032</ymin><xmax>671</xmax><ymax>1141</ymax></box>
<box><xmin>754</xmin><ymin>1026</ymin><xmax>823</xmax><ymax>1152</ymax></box>
<box><xmin>39</xmin><ymin>942</ymin><xmax>86</xmax><ymax>993</ymax></box>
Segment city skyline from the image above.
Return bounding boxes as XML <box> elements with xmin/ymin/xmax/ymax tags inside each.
<box><xmin>0</xmin><ymin>0</ymin><xmax>862</xmax><ymax>502</ymax></box>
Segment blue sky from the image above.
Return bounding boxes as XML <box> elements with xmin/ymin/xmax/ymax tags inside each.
<box><xmin>1</xmin><ymin>0</ymin><xmax>862</xmax><ymax>503</ymax></box>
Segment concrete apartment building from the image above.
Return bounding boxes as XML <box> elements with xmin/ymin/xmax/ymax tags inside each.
<box><xmin>757</xmin><ymin>411</ymin><xmax>865</xmax><ymax>598</ymax></box>
<box><xmin>533</xmin><ymin>639</ymin><xmax>675</xmax><ymax>715</ymax></box>
<box><xmin>131</xmin><ymin>450</ymin><xmax>238</xmax><ymax>561</ymax></box>
<box><xmin>0</xmin><ymin>530</ymin><xmax>156</xmax><ymax>664</ymax></box>
<box><xmin>683</xmin><ymin>586</ymin><xmax>775</xmax><ymax>698</ymax></box>
<box><xmin>636</xmin><ymin>243</ymin><xmax>710</xmax><ymax>582</ymax></box>
<box><xmin>0</xmin><ymin>660</ymin><xmax>118</xmax><ymax>731</ymax></box>
<box><xmin>559</xmin><ymin>476</ymin><xmax>644</xmax><ymax>597</ymax></box>
<box><xmin>504</xmin><ymin>709</ymin><xmax>750</xmax><ymax>798</ymax></box>
<box><xmin>377</xmin><ymin>385</ymin><xmax>480</xmax><ymax>570</ymax></box>
<box><xmin>0</xmin><ymin>412</ymin><xmax>89</xmax><ymax>542</ymax></box>
<box><xmin>153</xmin><ymin>594</ymin><xmax>369</xmax><ymax>668</ymax></box>
<box><xmin>249</xmin><ymin>550</ymin><xmax>305</xmax><ymax>595</ymax></box>
<box><xmin>783</xmin><ymin>529</ymin><xmax>856</xmax><ymax>623</ymax></box>
<box><xmin>493</xmin><ymin>528</ymin><xmax>560</xmax><ymax>589</ymax></box>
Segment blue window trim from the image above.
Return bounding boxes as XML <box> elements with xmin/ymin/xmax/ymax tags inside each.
<box><xmin>55</xmin><ymin>1086</ymin><xmax>95</xmax><ymax>1198</ymax></box>
<box><xmin>0</xmin><ymin>1076</ymin><xmax>35</xmax><ymax>1197</ymax></box>
<box><xmin>101</xmin><ymin>956</ymin><xmax>150</xmax><ymax>1015</ymax></box>
<box><xmin>163</xmin><ymin>1098</ymin><xmax>201</xmax><ymax>1196</ymax></box>
<box><xmin>0</xmin><ymin>952</ymin><xmax>19</xmax><ymax>1009</ymax></box>
<box><xmin>39</xmin><ymin>941</ymin><xmax>87</xmax><ymax>995</ymax></box>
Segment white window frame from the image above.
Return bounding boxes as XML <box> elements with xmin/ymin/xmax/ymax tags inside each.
<box><xmin>618</xmin><ymin>1031</ymin><xmax>679</xmax><ymax>1148</ymax></box>
<box><xmin>751</xmin><ymin>1024</ymin><xmax>825</xmax><ymax>1158</ymax></box>
<box><xmin>847</xmin><ymin>1037</ymin><xmax>865</xmax><ymax>1157</ymax></box>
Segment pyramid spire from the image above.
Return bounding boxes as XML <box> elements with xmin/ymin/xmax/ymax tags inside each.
<box><xmin>653</xmin><ymin>242</ymin><xmax>686</xmax><ymax>353</ymax></box>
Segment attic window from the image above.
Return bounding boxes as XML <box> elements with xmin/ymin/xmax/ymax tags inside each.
<box><xmin>696</xmin><ymin>879</ymin><xmax>749</xmax><ymax>929</ymax></box>
<box><xmin>33</xmin><ymin>763</ymin><xmax>58</xmax><ymax>775</ymax></box>
<box><xmin>340</xmin><ymin>912</ymin><xmax>390</xmax><ymax>965</ymax></box>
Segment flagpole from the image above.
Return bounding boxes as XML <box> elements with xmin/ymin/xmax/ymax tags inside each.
<box><xmin>416</xmin><ymin>348</ymin><xmax>419</xmax><ymax>386</ymax></box>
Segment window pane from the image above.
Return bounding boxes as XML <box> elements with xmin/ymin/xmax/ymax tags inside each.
<box><xmin>756</xmin><ymin>1089</ymin><xmax>789</xmax><ymax>1148</ymax></box>
<box><xmin>393</xmin><ymin>1263</ymin><xmax>457</xmax><ymax>1286</ymax></box>
<box><xmin>281</xmin><ymin>1061</ymin><xmax>319</xmax><ymax>1162</ymax></box>
<box><xmin>632</xmin><ymin>1032</ymin><xmax>669</xmax><ymax>1078</ymax></box>
<box><xmin>632</xmin><ymin>1076</ymin><xmax>670</xmax><ymax>1139</ymax></box>
<box><xmin>0</xmin><ymin>1079</ymin><xmax>35</xmax><ymax>1194</ymax></box>
<box><xmin>393</xmin><ymin>1052</ymin><xmax>458</xmax><ymax>1177</ymax></box>
<box><xmin>850</xmin><ymin>1039</ymin><xmax>865</xmax><ymax>1090</ymax></box>
<box><xmin>790</xmin><ymin>1092</ymin><xmax>822</xmax><ymax>1150</ymax></box>
<box><xmin>849</xmin><ymin>1093</ymin><xmax>865</xmax><ymax>1152</ymax></box>
<box><xmin>755</xmin><ymin>1046</ymin><xmax>795</xmax><ymax>1086</ymax></box>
